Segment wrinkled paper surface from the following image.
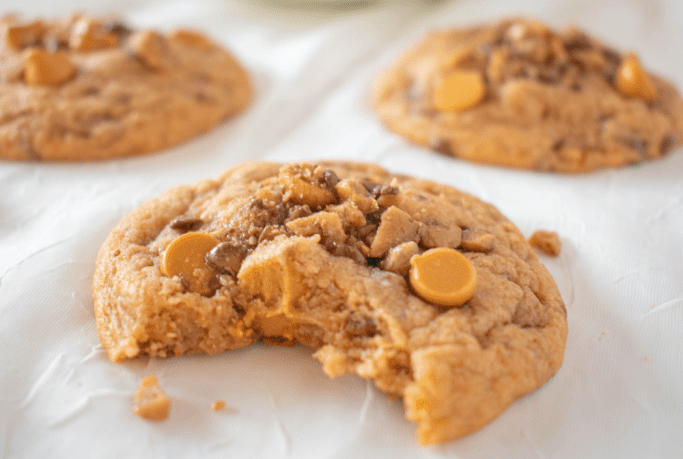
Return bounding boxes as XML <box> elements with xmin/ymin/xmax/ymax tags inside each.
<box><xmin>1</xmin><ymin>0</ymin><xmax>682</xmax><ymax>457</ymax></box>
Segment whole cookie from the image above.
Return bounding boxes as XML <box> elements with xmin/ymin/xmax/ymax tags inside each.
<box><xmin>93</xmin><ymin>161</ymin><xmax>567</xmax><ymax>444</ymax></box>
<box><xmin>0</xmin><ymin>14</ymin><xmax>252</xmax><ymax>161</ymax></box>
<box><xmin>372</xmin><ymin>17</ymin><xmax>683</xmax><ymax>172</ymax></box>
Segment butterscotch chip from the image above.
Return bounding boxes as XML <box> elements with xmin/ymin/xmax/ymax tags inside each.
<box><xmin>528</xmin><ymin>230</ymin><xmax>561</xmax><ymax>257</ymax></box>
<box><xmin>0</xmin><ymin>14</ymin><xmax>251</xmax><ymax>161</ymax></box>
<box><xmin>409</xmin><ymin>248</ymin><xmax>477</xmax><ymax>308</ymax></box>
<box><xmin>616</xmin><ymin>53</ymin><xmax>657</xmax><ymax>101</ymax></box>
<box><xmin>69</xmin><ymin>17</ymin><xmax>119</xmax><ymax>51</ymax></box>
<box><xmin>93</xmin><ymin>161</ymin><xmax>567</xmax><ymax>444</ymax></box>
<box><xmin>432</xmin><ymin>70</ymin><xmax>486</xmax><ymax>111</ymax></box>
<box><xmin>5</xmin><ymin>21</ymin><xmax>44</xmax><ymax>49</ymax></box>
<box><xmin>24</xmin><ymin>49</ymin><xmax>76</xmax><ymax>86</ymax></box>
<box><xmin>133</xmin><ymin>376</ymin><xmax>171</xmax><ymax>421</ymax></box>
<box><xmin>371</xmin><ymin>17</ymin><xmax>683</xmax><ymax>172</ymax></box>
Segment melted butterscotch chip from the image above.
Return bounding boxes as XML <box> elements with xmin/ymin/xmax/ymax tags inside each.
<box><xmin>94</xmin><ymin>161</ymin><xmax>567</xmax><ymax>445</ymax></box>
<box><xmin>372</xmin><ymin>17</ymin><xmax>683</xmax><ymax>172</ymax></box>
<box><xmin>162</xmin><ymin>232</ymin><xmax>219</xmax><ymax>295</ymax></box>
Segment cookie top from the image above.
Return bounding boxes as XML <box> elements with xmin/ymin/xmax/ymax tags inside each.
<box><xmin>93</xmin><ymin>161</ymin><xmax>567</xmax><ymax>444</ymax></box>
<box><xmin>0</xmin><ymin>14</ymin><xmax>252</xmax><ymax>161</ymax></box>
<box><xmin>372</xmin><ymin>17</ymin><xmax>683</xmax><ymax>173</ymax></box>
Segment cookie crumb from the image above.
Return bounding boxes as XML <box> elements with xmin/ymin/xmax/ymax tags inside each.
<box><xmin>211</xmin><ymin>400</ymin><xmax>227</xmax><ymax>411</ymax></box>
<box><xmin>644</xmin><ymin>356</ymin><xmax>650</xmax><ymax>362</ymax></box>
<box><xmin>528</xmin><ymin>230</ymin><xmax>561</xmax><ymax>257</ymax></box>
<box><xmin>133</xmin><ymin>375</ymin><xmax>171</xmax><ymax>421</ymax></box>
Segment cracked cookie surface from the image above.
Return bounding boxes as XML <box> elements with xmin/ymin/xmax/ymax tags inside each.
<box><xmin>372</xmin><ymin>17</ymin><xmax>683</xmax><ymax>172</ymax></box>
<box><xmin>0</xmin><ymin>14</ymin><xmax>251</xmax><ymax>161</ymax></box>
<box><xmin>93</xmin><ymin>161</ymin><xmax>567</xmax><ymax>444</ymax></box>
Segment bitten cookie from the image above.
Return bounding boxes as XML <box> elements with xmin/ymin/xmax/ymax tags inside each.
<box><xmin>372</xmin><ymin>17</ymin><xmax>683</xmax><ymax>172</ymax></box>
<box><xmin>93</xmin><ymin>161</ymin><xmax>567</xmax><ymax>444</ymax></box>
<box><xmin>0</xmin><ymin>14</ymin><xmax>252</xmax><ymax>161</ymax></box>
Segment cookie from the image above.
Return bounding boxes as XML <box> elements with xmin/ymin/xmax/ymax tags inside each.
<box><xmin>93</xmin><ymin>161</ymin><xmax>567</xmax><ymax>444</ymax></box>
<box><xmin>0</xmin><ymin>14</ymin><xmax>251</xmax><ymax>161</ymax></box>
<box><xmin>371</xmin><ymin>17</ymin><xmax>683</xmax><ymax>172</ymax></box>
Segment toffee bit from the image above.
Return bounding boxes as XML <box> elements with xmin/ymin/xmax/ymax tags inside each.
<box><xmin>258</xmin><ymin>225</ymin><xmax>282</xmax><ymax>244</ymax></box>
<box><xmin>250</xmin><ymin>197</ymin><xmax>265</xmax><ymax>210</ymax></box>
<box><xmin>620</xmin><ymin>136</ymin><xmax>648</xmax><ymax>156</ymax></box>
<box><xmin>169</xmin><ymin>217</ymin><xmax>204</xmax><ymax>232</ymax></box>
<box><xmin>430</xmin><ymin>137</ymin><xmax>452</xmax><ymax>155</ymax></box>
<box><xmin>356</xmin><ymin>223</ymin><xmax>377</xmax><ymax>240</ymax></box>
<box><xmin>323</xmin><ymin>169</ymin><xmax>340</xmax><ymax>188</ymax></box>
<box><xmin>325</xmin><ymin>240</ymin><xmax>367</xmax><ymax>265</ymax></box>
<box><xmin>208</xmin><ymin>276</ymin><xmax>221</xmax><ymax>291</ymax></box>
<box><xmin>365</xmin><ymin>209</ymin><xmax>384</xmax><ymax>225</ymax></box>
<box><xmin>102</xmin><ymin>21</ymin><xmax>132</xmax><ymax>39</ymax></box>
<box><xmin>286</xmin><ymin>205</ymin><xmax>312</xmax><ymax>222</ymax></box>
<box><xmin>660</xmin><ymin>133</ymin><xmax>679</xmax><ymax>154</ymax></box>
<box><xmin>179</xmin><ymin>276</ymin><xmax>191</xmax><ymax>291</ymax></box>
<box><xmin>563</xmin><ymin>39</ymin><xmax>592</xmax><ymax>52</ymax></box>
<box><xmin>379</xmin><ymin>185</ymin><xmax>399</xmax><ymax>196</ymax></box>
<box><xmin>362</xmin><ymin>181</ymin><xmax>381</xmax><ymax>197</ymax></box>
<box><xmin>206</xmin><ymin>240</ymin><xmax>248</xmax><ymax>276</ymax></box>
<box><xmin>345</xmin><ymin>313</ymin><xmax>377</xmax><ymax>337</ymax></box>
<box><xmin>602</xmin><ymin>47</ymin><xmax>622</xmax><ymax>66</ymax></box>
<box><xmin>537</xmin><ymin>66</ymin><xmax>562</xmax><ymax>84</ymax></box>
<box><xmin>275</xmin><ymin>204</ymin><xmax>288</xmax><ymax>225</ymax></box>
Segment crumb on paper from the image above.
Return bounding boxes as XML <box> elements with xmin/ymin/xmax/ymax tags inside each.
<box><xmin>644</xmin><ymin>356</ymin><xmax>650</xmax><ymax>362</ymax></box>
<box><xmin>211</xmin><ymin>400</ymin><xmax>227</xmax><ymax>411</ymax></box>
<box><xmin>133</xmin><ymin>375</ymin><xmax>171</xmax><ymax>421</ymax></box>
<box><xmin>528</xmin><ymin>230</ymin><xmax>561</xmax><ymax>257</ymax></box>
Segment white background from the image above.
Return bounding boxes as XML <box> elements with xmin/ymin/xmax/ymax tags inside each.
<box><xmin>1</xmin><ymin>0</ymin><xmax>682</xmax><ymax>457</ymax></box>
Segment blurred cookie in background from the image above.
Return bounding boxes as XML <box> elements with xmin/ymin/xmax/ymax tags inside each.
<box><xmin>0</xmin><ymin>14</ymin><xmax>252</xmax><ymax>161</ymax></box>
<box><xmin>372</xmin><ymin>17</ymin><xmax>683</xmax><ymax>173</ymax></box>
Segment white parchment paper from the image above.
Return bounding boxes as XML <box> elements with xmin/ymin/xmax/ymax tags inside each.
<box><xmin>1</xmin><ymin>0</ymin><xmax>682</xmax><ymax>457</ymax></box>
